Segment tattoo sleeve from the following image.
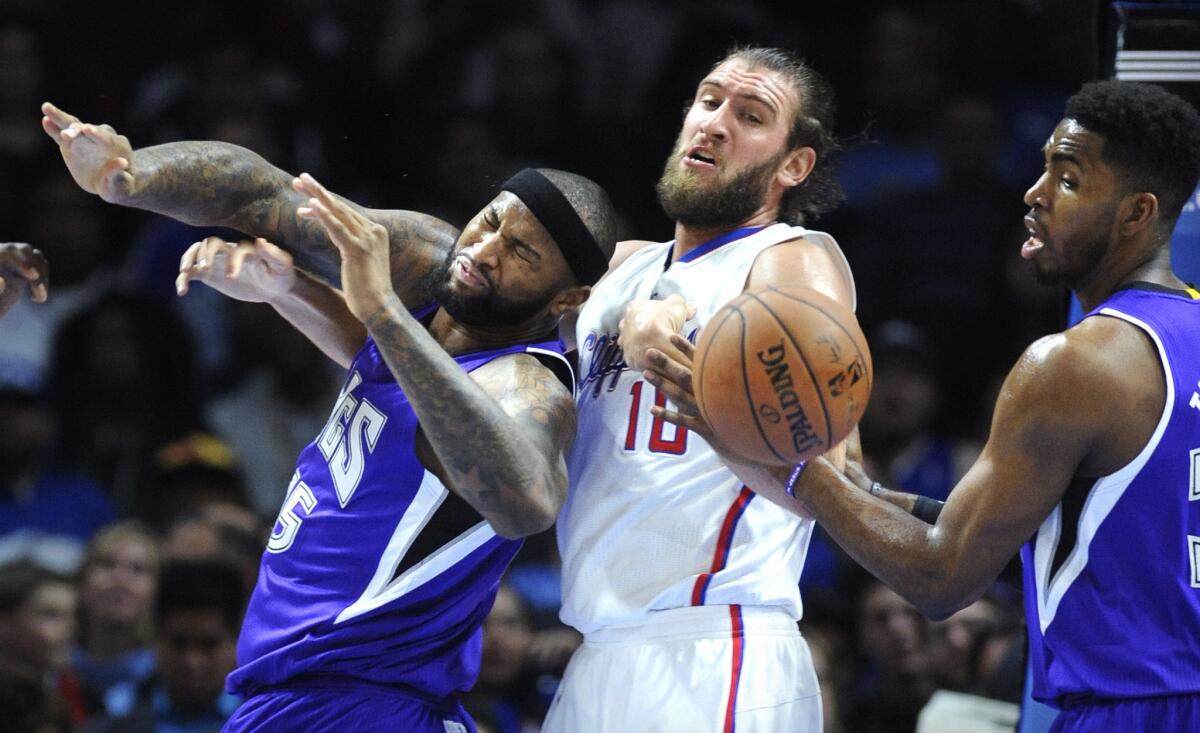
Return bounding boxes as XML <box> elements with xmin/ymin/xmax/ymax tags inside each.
<box><xmin>364</xmin><ymin>296</ymin><xmax>575</xmax><ymax>537</ymax></box>
<box><xmin>122</xmin><ymin>141</ymin><xmax>458</xmax><ymax>303</ymax></box>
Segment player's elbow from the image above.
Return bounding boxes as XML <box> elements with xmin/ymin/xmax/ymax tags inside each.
<box><xmin>489</xmin><ymin>476</ymin><xmax>564</xmax><ymax>539</ymax></box>
<box><xmin>916</xmin><ymin>596</ymin><xmax>970</xmax><ymax>622</ymax></box>
<box><xmin>490</xmin><ymin>504</ymin><xmax>555</xmax><ymax>539</ymax></box>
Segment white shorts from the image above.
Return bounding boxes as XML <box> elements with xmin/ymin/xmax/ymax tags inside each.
<box><xmin>542</xmin><ymin>605</ymin><xmax>821</xmax><ymax>733</ymax></box>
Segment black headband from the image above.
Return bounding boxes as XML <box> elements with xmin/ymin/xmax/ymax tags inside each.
<box><xmin>500</xmin><ymin>169</ymin><xmax>608</xmax><ymax>285</ymax></box>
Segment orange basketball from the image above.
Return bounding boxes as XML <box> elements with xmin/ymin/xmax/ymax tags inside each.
<box><xmin>693</xmin><ymin>286</ymin><xmax>872</xmax><ymax>466</ymax></box>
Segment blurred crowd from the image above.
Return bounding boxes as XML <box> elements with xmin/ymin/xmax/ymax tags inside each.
<box><xmin>0</xmin><ymin>0</ymin><xmax>1114</xmax><ymax>731</ymax></box>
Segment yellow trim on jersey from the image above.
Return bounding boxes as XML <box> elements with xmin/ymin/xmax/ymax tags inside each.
<box><xmin>1186</xmin><ymin>286</ymin><xmax>1200</xmax><ymax>300</ymax></box>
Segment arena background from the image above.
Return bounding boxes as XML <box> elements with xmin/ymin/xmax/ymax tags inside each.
<box><xmin>0</xmin><ymin>2</ymin><xmax>1196</xmax><ymax>732</ymax></box>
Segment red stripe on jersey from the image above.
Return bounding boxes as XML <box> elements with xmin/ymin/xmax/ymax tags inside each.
<box><xmin>722</xmin><ymin>604</ymin><xmax>746</xmax><ymax>732</ymax></box>
<box><xmin>691</xmin><ymin>487</ymin><xmax>755</xmax><ymax>605</ymax></box>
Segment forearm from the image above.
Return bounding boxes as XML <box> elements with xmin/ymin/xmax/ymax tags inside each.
<box><xmin>270</xmin><ymin>273</ymin><xmax>367</xmax><ymax>369</ymax></box>
<box><xmin>364</xmin><ymin>297</ymin><xmax>564</xmax><ymax>537</ymax></box>
<box><xmin>122</xmin><ymin>142</ymin><xmax>341</xmax><ymax>285</ymax></box>
<box><xmin>794</xmin><ymin>461</ymin><xmax>974</xmax><ymax>619</ymax></box>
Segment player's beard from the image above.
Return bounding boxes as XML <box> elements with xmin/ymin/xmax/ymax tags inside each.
<box><xmin>656</xmin><ymin>146</ymin><xmax>785</xmax><ymax>228</ymax></box>
<box><xmin>1031</xmin><ymin>231</ymin><xmax>1113</xmax><ymax>290</ymax></box>
<box><xmin>429</xmin><ymin>247</ymin><xmax>557</xmax><ymax>329</ymax></box>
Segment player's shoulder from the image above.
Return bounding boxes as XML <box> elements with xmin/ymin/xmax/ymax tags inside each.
<box><xmin>609</xmin><ymin>239</ymin><xmax>660</xmax><ymax>271</ymax></box>
<box><xmin>1009</xmin><ymin>319</ymin><xmax>1149</xmax><ymax>408</ymax></box>
<box><xmin>470</xmin><ymin>350</ymin><xmax>574</xmax><ymax>397</ymax></box>
<box><xmin>747</xmin><ymin>233</ymin><xmax>855</xmax><ymax>309</ymax></box>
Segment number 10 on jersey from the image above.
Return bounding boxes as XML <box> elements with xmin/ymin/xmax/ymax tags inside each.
<box><xmin>623</xmin><ymin>381</ymin><xmax>688</xmax><ymax>455</ymax></box>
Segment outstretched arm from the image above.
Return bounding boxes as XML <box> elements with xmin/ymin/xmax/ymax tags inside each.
<box><xmin>296</xmin><ymin>174</ymin><xmax>574</xmax><ymax>538</ymax></box>
<box><xmin>41</xmin><ymin>102</ymin><xmax>457</xmax><ymax>304</ymax></box>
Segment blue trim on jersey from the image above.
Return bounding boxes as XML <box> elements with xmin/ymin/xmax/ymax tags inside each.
<box><xmin>715</xmin><ymin>496</ymin><xmax>753</xmax><ymax>575</ymax></box>
<box><xmin>410</xmin><ymin>301</ymin><xmax>438</xmax><ymax>321</ymax></box>
<box><xmin>675</xmin><ymin>225</ymin><xmax>769</xmax><ymax>264</ymax></box>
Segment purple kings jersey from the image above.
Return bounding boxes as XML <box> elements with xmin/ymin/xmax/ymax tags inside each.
<box><xmin>1022</xmin><ymin>285</ymin><xmax>1200</xmax><ymax>707</ymax></box>
<box><xmin>227</xmin><ymin>320</ymin><xmax>572</xmax><ymax>701</ymax></box>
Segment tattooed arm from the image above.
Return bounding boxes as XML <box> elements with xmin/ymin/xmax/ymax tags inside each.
<box><xmin>294</xmin><ymin>172</ymin><xmax>573</xmax><ymax>536</ymax></box>
<box><xmin>41</xmin><ymin>102</ymin><xmax>457</xmax><ymax>305</ymax></box>
<box><xmin>372</xmin><ymin>303</ymin><xmax>575</xmax><ymax>538</ymax></box>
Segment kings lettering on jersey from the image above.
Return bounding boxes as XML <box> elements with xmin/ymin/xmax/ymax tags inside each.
<box><xmin>229</xmin><ymin>334</ymin><xmax>572</xmax><ymax>702</ymax></box>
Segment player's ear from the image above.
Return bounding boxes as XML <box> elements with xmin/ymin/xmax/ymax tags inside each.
<box><xmin>1119</xmin><ymin>191</ymin><xmax>1158</xmax><ymax>237</ymax></box>
<box><xmin>551</xmin><ymin>285</ymin><xmax>591</xmax><ymax>316</ymax></box>
<box><xmin>778</xmin><ymin>146</ymin><xmax>815</xmax><ymax>189</ymax></box>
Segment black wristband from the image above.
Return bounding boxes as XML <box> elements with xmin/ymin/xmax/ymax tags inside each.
<box><xmin>912</xmin><ymin>496</ymin><xmax>944</xmax><ymax>524</ymax></box>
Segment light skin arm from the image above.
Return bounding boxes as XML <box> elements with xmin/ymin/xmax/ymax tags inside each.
<box><xmin>0</xmin><ymin>243</ymin><xmax>48</xmax><ymax>318</ymax></box>
<box><xmin>40</xmin><ymin>103</ymin><xmax>457</xmax><ymax>304</ymax></box>
<box><xmin>297</xmin><ymin>174</ymin><xmax>575</xmax><ymax>538</ymax></box>
<box><xmin>177</xmin><ymin>236</ymin><xmax>365</xmax><ymax>368</ymax></box>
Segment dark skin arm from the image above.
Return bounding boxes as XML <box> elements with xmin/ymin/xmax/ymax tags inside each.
<box><xmin>41</xmin><ymin>102</ymin><xmax>456</xmax><ymax>305</ymax></box>
<box><xmin>653</xmin><ymin>316</ymin><xmax>1163</xmax><ymax>619</ymax></box>
<box><xmin>299</xmin><ymin>173</ymin><xmax>575</xmax><ymax>538</ymax></box>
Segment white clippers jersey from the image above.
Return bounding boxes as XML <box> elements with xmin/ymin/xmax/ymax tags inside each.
<box><xmin>559</xmin><ymin>223</ymin><xmax>855</xmax><ymax>633</ymax></box>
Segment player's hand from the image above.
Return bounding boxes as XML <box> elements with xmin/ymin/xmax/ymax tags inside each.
<box><xmin>641</xmin><ymin>332</ymin><xmax>735</xmax><ymax>450</ymax></box>
<box><xmin>618</xmin><ymin>294</ymin><xmax>696</xmax><ymax>371</ymax></box>
<box><xmin>41</xmin><ymin>102</ymin><xmax>136</xmax><ymax>203</ymax></box>
<box><xmin>294</xmin><ymin>173</ymin><xmax>394</xmax><ymax>323</ymax></box>
<box><xmin>0</xmin><ymin>243</ymin><xmax>49</xmax><ymax>318</ymax></box>
<box><xmin>177</xmin><ymin>236</ymin><xmax>297</xmax><ymax>303</ymax></box>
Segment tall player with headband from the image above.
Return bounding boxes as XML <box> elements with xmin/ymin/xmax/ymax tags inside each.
<box><xmin>42</xmin><ymin>103</ymin><xmax>615</xmax><ymax>733</ymax></box>
<box><xmin>543</xmin><ymin>46</ymin><xmax>857</xmax><ymax>732</ymax></box>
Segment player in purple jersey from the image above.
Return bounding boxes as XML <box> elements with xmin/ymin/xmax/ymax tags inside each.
<box><xmin>42</xmin><ymin>104</ymin><xmax>616</xmax><ymax>732</ymax></box>
<box><xmin>643</xmin><ymin>81</ymin><xmax>1200</xmax><ymax>731</ymax></box>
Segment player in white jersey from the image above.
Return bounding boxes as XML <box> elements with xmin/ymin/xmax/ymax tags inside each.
<box><xmin>545</xmin><ymin>47</ymin><xmax>857</xmax><ymax>733</ymax></box>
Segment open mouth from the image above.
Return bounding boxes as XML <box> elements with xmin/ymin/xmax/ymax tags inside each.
<box><xmin>684</xmin><ymin>147</ymin><xmax>717</xmax><ymax>168</ymax></box>
<box><xmin>455</xmin><ymin>256</ymin><xmax>488</xmax><ymax>289</ymax></box>
<box><xmin>1021</xmin><ymin>215</ymin><xmax>1046</xmax><ymax>259</ymax></box>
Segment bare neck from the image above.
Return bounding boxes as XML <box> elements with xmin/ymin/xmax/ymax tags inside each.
<box><xmin>1075</xmin><ymin>239</ymin><xmax>1182</xmax><ymax>312</ymax></box>
<box><xmin>427</xmin><ymin>309</ymin><xmax>556</xmax><ymax>355</ymax></box>
<box><xmin>671</xmin><ymin>207</ymin><xmax>780</xmax><ymax>262</ymax></box>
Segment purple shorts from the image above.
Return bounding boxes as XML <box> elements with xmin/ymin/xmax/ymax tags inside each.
<box><xmin>223</xmin><ymin>680</ymin><xmax>476</xmax><ymax>733</ymax></box>
<box><xmin>1049</xmin><ymin>694</ymin><xmax>1200</xmax><ymax>733</ymax></box>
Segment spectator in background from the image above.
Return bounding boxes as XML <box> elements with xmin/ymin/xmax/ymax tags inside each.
<box><xmin>205</xmin><ymin>299</ymin><xmax>340</xmax><ymax>517</ymax></box>
<box><xmin>0</xmin><ymin>386</ymin><xmax>116</xmax><ymax>573</ymax></box>
<box><xmin>465</xmin><ymin>584</ymin><xmax>578</xmax><ymax>733</ymax></box>
<box><xmin>162</xmin><ymin>508</ymin><xmax>264</xmax><ymax>607</ymax></box>
<box><xmin>0</xmin><ymin>241</ymin><xmax>48</xmax><ymax>319</ymax></box>
<box><xmin>847</xmin><ymin>580</ymin><xmax>935</xmax><ymax>733</ymax></box>
<box><xmin>835</xmin><ymin>7</ymin><xmax>946</xmax><ymax>205</ymax></box>
<box><xmin>0</xmin><ymin>173</ymin><xmax>117</xmax><ymax>391</ymax></box>
<box><xmin>142</xmin><ymin>433</ymin><xmax>251</xmax><ymax>530</ymax></box>
<box><xmin>856</xmin><ymin>320</ymin><xmax>980</xmax><ymax>501</ymax></box>
<box><xmin>48</xmin><ymin>291</ymin><xmax>205</xmax><ymax>512</ymax></box>
<box><xmin>0</xmin><ymin>22</ymin><xmax>52</xmax><ymax>234</ymax></box>
<box><xmin>83</xmin><ymin>559</ymin><xmax>243</xmax><ymax>733</ymax></box>
<box><xmin>926</xmin><ymin>593</ymin><xmax>1021</xmax><ymax>699</ymax></box>
<box><xmin>0</xmin><ymin>561</ymin><xmax>75</xmax><ymax>733</ymax></box>
<box><xmin>72</xmin><ymin>521</ymin><xmax>160</xmax><ymax>719</ymax></box>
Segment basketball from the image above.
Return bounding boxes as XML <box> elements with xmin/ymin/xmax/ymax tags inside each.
<box><xmin>693</xmin><ymin>286</ymin><xmax>872</xmax><ymax>466</ymax></box>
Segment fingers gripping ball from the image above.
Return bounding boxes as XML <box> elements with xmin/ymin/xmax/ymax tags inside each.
<box><xmin>693</xmin><ymin>287</ymin><xmax>872</xmax><ymax>465</ymax></box>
